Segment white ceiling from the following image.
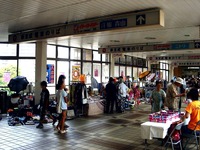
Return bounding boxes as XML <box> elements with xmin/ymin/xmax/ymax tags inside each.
<box><xmin>1</xmin><ymin>0</ymin><xmax>200</xmax><ymax>60</ymax></box>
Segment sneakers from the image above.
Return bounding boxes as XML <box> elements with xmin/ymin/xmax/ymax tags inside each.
<box><xmin>60</xmin><ymin>130</ymin><xmax>67</xmax><ymax>134</ymax></box>
<box><xmin>36</xmin><ymin>124</ymin><xmax>43</xmax><ymax>129</ymax></box>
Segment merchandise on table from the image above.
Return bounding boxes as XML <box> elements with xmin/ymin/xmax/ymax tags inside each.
<box><xmin>149</xmin><ymin>110</ymin><xmax>179</xmax><ymax>123</ymax></box>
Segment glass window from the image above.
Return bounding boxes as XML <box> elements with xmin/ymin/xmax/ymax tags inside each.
<box><xmin>102</xmin><ymin>54</ymin><xmax>109</xmax><ymax>62</ymax></box>
<box><xmin>0</xmin><ymin>44</ymin><xmax>16</xmax><ymax>56</ymax></box>
<box><xmin>114</xmin><ymin>57</ymin><xmax>120</xmax><ymax>64</ymax></box>
<box><xmin>102</xmin><ymin>63</ymin><xmax>109</xmax><ymax>83</ymax></box>
<box><xmin>138</xmin><ymin>68</ymin><xmax>142</xmax><ymax>77</ymax></box>
<box><xmin>83</xmin><ymin>62</ymin><xmax>92</xmax><ymax>84</ymax></box>
<box><xmin>47</xmin><ymin>60</ymin><xmax>56</xmax><ymax>86</ymax></box>
<box><xmin>93</xmin><ymin>63</ymin><xmax>101</xmax><ymax>83</ymax></box>
<box><xmin>93</xmin><ymin>51</ymin><xmax>101</xmax><ymax>61</ymax></box>
<box><xmin>57</xmin><ymin>61</ymin><xmax>69</xmax><ymax>86</ymax></box>
<box><xmin>19</xmin><ymin>43</ymin><xmax>35</xmax><ymax>57</ymax></box>
<box><xmin>48</xmin><ymin>87</ymin><xmax>56</xmax><ymax>95</ymax></box>
<box><xmin>70</xmin><ymin>61</ymin><xmax>81</xmax><ymax>81</ymax></box>
<box><xmin>83</xmin><ymin>50</ymin><xmax>92</xmax><ymax>61</ymax></box>
<box><xmin>126</xmin><ymin>56</ymin><xmax>132</xmax><ymax>65</ymax></box>
<box><xmin>120</xmin><ymin>66</ymin><xmax>125</xmax><ymax>77</ymax></box>
<box><xmin>0</xmin><ymin>60</ymin><xmax>17</xmax><ymax>86</ymax></box>
<box><xmin>166</xmin><ymin>64</ymin><xmax>169</xmax><ymax>70</ymax></box>
<box><xmin>133</xmin><ymin>67</ymin><xmax>137</xmax><ymax>80</ymax></box>
<box><xmin>143</xmin><ymin>68</ymin><xmax>147</xmax><ymax>72</ymax></box>
<box><xmin>127</xmin><ymin>67</ymin><xmax>132</xmax><ymax>77</ymax></box>
<box><xmin>18</xmin><ymin>59</ymin><xmax>35</xmax><ymax>84</ymax></box>
<box><xmin>114</xmin><ymin>66</ymin><xmax>119</xmax><ymax>77</ymax></box>
<box><xmin>70</xmin><ymin>48</ymin><xmax>81</xmax><ymax>60</ymax></box>
<box><xmin>47</xmin><ymin>45</ymin><xmax>56</xmax><ymax>58</ymax></box>
<box><xmin>58</xmin><ymin>46</ymin><xmax>69</xmax><ymax>59</ymax></box>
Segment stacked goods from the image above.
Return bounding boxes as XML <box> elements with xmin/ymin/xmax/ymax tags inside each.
<box><xmin>149</xmin><ymin>110</ymin><xmax>179</xmax><ymax>123</ymax></box>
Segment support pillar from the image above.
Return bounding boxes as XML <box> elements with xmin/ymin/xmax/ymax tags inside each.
<box><xmin>35</xmin><ymin>41</ymin><xmax>47</xmax><ymax>104</ymax></box>
<box><xmin>110</xmin><ymin>54</ymin><xmax>115</xmax><ymax>77</ymax></box>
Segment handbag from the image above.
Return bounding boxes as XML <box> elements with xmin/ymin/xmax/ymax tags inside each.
<box><xmin>67</xmin><ymin>109</ymin><xmax>75</xmax><ymax>117</ymax></box>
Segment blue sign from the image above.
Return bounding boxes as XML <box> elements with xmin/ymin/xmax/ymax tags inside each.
<box><xmin>136</xmin><ymin>14</ymin><xmax>146</xmax><ymax>25</ymax></box>
<box><xmin>100</xmin><ymin>18</ymin><xmax>127</xmax><ymax>30</ymax></box>
<box><xmin>171</xmin><ymin>43</ymin><xmax>189</xmax><ymax>50</ymax></box>
<box><xmin>195</xmin><ymin>42</ymin><xmax>200</xmax><ymax>48</ymax></box>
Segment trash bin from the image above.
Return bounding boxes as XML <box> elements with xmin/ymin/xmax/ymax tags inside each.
<box><xmin>0</xmin><ymin>91</ymin><xmax>8</xmax><ymax>114</ymax></box>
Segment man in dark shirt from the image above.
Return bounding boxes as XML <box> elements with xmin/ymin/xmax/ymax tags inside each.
<box><xmin>105</xmin><ymin>77</ymin><xmax>117</xmax><ymax>114</ymax></box>
<box><xmin>36</xmin><ymin>81</ymin><xmax>50</xmax><ymax>129</ymax></box>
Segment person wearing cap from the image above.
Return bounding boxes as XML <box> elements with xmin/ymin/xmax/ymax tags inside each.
<box><xmin>150</xmin><ymin>80</ymin><xmax>166</xmax><ymax>112</ymax></box>
<box><xmin>165</xmin><ymin>77</ymin><xmax>184</xmax><ymax>111</ymax></box>
<box><xmin>105</xmin><ymin>77</ymin><xmax>117</xmax><ymax>114</ymax></box>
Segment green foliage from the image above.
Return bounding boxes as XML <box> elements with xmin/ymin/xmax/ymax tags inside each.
<box><xmin>0</xmin><ymin>64</ymin><xmax>17</xmax><ymax>86</ymax></box>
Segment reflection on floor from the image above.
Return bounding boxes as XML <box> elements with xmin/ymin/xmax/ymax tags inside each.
<box><xmin>0</xmin><ymin>103</ymin><xmax>192</xmax><ymax>150</ymax></box>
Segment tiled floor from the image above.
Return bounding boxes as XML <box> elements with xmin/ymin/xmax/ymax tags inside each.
<box><xmin>0</xmin><ymin>103</ymin><xmax>195</xmax><ymax>150</ymax></box>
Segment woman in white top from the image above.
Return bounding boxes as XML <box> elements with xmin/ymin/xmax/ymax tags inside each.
<box><xmin>56</xmin><ymin>79</ymin><xmax>68</xmax><ymax>134</ymax></box>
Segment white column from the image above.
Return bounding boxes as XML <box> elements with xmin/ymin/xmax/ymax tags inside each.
<box><xmin>110</xmin><ymin>54</ymin><xmax>115</xmax><ymax>77</ymax></box>
<box><xmin>35</xmin><ymin>41</ymin><xmax>47</xmax><ymax>104</ymax></box>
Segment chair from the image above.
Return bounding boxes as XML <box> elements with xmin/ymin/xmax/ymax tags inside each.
<box><xmin>182</xmin><ymin>120</ymin><xmax>200</xmax><ymax>150</ymax></box>
<box><xmin>163</xmin><ymin>122</ymin><xmax>184</xmax><ymax>150</ymax></box>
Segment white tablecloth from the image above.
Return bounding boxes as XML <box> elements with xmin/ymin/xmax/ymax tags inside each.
<box><xmin>141</xmin><ymin>118</ymin><xmax>180</xmax><ymax>140</ymax></box>
<box><xmin>88</xmin><ymin>96</ymin><xmax>105</xmax><ymax>116</ymax></box>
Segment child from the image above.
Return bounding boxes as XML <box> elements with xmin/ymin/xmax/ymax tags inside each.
<box><xmin>36</xmin><ymin>81</ymin><xmax>50</xmax><ymax>129</ymax></box>
<box><xmin>133</xmin><ymin>85</ymin><xmax>141</xmax><ymax>108</ymax></box>
<box><xmin>56</xmin><ymin>79</ymin><xmax>68</xmax><ymax>134</ymax></box>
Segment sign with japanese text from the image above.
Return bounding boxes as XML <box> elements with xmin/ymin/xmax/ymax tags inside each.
<box><xmin>9</xmin><ymin>9</ymin><xmax>164</xmax><ymax>43</ymax></box>
<box><xmin>9</xmin><ymin>25</ymin><xmax>66</xmax><ymax>43</ymax></box>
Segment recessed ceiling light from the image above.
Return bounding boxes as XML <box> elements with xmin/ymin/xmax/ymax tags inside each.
<box><xmin>110</xmin><ymin>40</ymin><xmax>120</xmax><ymax>42</ymax></box>
<box><xmin>145</xmin><ymin>37</ymin><xmax>156</xmax><ymax>40</ymax></box>
<box><xmin>184</xmin><ymin>34</ymin><xmax>190</xmax><ymax>37</ymax></box>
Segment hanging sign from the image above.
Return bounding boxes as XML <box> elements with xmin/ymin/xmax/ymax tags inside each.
<box><xmin>9</xmin><ymin>25</ymin><xmax>66</xmax><ymax>43</ymax></box>
<box><xmin>147</xmin><ymin>55</ymin><xmax>200</xmax><ymax>61</ymax></box>
<box><xmin>9</xmin><ymin>9</ymin><xmax>164</xmax><ymax>43</ymax></box>
<box><xmin>172</xmin><ymin>62</ymin><xmax>200</xmax><ymax>67</ymax></box>
<box><xmin>98</xmin><ymin>42</ymin><xmax>195</xmax><ymax>54</ymax></box>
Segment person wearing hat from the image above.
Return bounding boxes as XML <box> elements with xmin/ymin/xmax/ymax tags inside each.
<box><xmin>150</xmin><ymin>80</ymin><xmax>166</xmax><ymax>112</ymax></box>
<box><xmin>105</xmin><ymin>77</ymin><xmax>117</xmax><ymax>114</ymax></box>
<box><xmin>165</xmin><ymin>77</ymin><xmax>184</xmax><ymax>111</ymax></box>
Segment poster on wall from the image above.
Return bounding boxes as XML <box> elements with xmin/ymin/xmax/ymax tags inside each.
<box><xmin>46</xmin><ymin>64</ymin><xmax>54</xmax><ymax>84</ymax></box>
<box><xmin>72</xmin><ymin>65</ymin><xmax>80</xmax><ymax>81</ymax></box>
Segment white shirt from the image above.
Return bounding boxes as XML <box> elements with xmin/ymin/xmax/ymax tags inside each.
<box><xmin>56</xmin><ymin>89</ymin><xmax>67</xmax><ymax>113</ymax></box>
<box><xmin>118</xmin><ymin>82</ymin><xmax>128</xmax><ymax>97</ymax></box>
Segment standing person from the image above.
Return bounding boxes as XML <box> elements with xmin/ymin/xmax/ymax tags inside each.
<box><xmin>125</xmin><ymin>76</ymin><xmax>132</xmax><ymax>89</ymax></box>
<box><xmin>105</xmin><ymin>77</ymin><xmax>117</xmax><ymax>114</ymax></box>
<box><xmin>178</xmin><ymin>81</ymin><xmax>186</xmax><ymax>112</ymax></box>
<box><xmin>56</xmin><ymin>79</ymin><xmax>68</xmax><ymax>134</ymax></box>
<box><xmin>151</xmin><ymin>80</ymin><xmax>166</xmax><ymax>112</ymax></box>
<box><xmin>180</xmin><ymin>88</ymin><xmax>200</xmax><ymax>134</ymax></box>
<box><xmin>36</xmin><ymin>81</ymin><xmax>50</xmax><ymax>129</ymax></box>
<box><xmin>117</xmin><ymin>76</ymin><xmax>128</xmax><ymax>112</ymax></box>
<box><xmin>133</xmin><ymin>85</ymin><xmax>141</xmax><ymax>108</ymax></box>
<box><xmin>165</xmin><ymin>77</ymin><xmax>183</xmax><ymax>111</ymax></box>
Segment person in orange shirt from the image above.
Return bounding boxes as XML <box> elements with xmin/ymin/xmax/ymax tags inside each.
<box><xmin>181</xmin><ymin>88</ymin><xmax>200</xmax><ymax>134</ymax></box>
